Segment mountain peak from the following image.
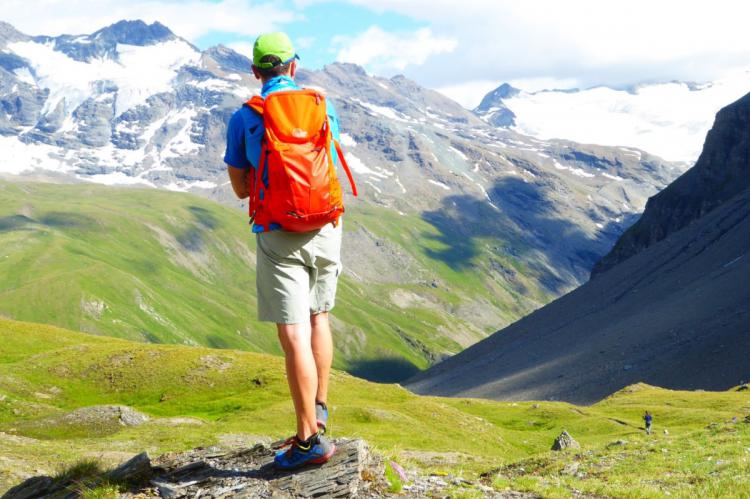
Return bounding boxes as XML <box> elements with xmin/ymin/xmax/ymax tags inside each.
<box><xmin>475</xmin><ymin>82</ymin><xmax>520</xmax><ymax>111</ymax></box>
<box><xmin>204</xmin><ymin>45</ymin><xmax>252</xmax><ymax>73</ymax></box>
<box><xmin>0</xmin><ymin>21</ymin><xmax>28</xmax><ymax>45</ymax></box>
<box><xmin>321</xmin><ymin>62</ymin><xmax>369</xmax><ymax>78</ymax></box>
<box><xmin>26</xmin><ymin>20</ymin><xmax>184</xmax><ymax>64</ymax></box>
<box><xmin>91</xmin><ymin>20</ymin><xmax>176</xmax><ymax>46</ymax></box>
<box><xmin>474</xmin><ymin>82</ymin><xmax>520</xmax><ymax>126</ymax></box>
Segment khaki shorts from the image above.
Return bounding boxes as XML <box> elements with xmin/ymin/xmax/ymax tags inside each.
<box><xmin>256</xmin><ymin>221</ymin><xmax>343</xmax><ymax>324</ymax></box>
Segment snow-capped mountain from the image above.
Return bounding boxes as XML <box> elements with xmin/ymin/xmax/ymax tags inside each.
<box><xmin>475</xmin><ymin>73</ymin><xmax>750</xmax><ymax>163</ymax></box>
<box><xmin>0</xmin><ymin>19</ymin><xmax>684</xmax><ymax>347</ymax></box>
<box><xmin>0</xmin><ymin>20</ymin><xmax>242</xmax><ymax>190</ymax></box>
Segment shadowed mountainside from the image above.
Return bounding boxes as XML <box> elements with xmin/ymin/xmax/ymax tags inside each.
<box><xmin>407</xmin><ymin>93</ymin><xmax>750</xmax><ymax>404</ymax></box>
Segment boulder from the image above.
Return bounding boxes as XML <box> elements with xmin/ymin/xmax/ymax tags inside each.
<box><xmin>106</xmin><ymin>452</ymin><xmax>151</xmax><ymax>483</ymax></box>
<box><xmin>551</xmin><ymin>430</ymin><xmax>580</xmax><ymax>451</ymax></box>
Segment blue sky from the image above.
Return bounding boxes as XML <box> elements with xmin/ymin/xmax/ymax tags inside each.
<box><xmin>194</xmin><ymin>2</ymin><xmax>427</xmax><ymax>71</ymax></box>
<box><xmin>4</xmin><ymin>0</ymin><xmax>750</xmax><ymax>108</ymax></box>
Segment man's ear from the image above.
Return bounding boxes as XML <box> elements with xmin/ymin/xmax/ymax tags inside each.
<box><xmin>289</xmin><ymin>59</ymin><xmax>297</xmax><ymax>78</ymax></box>
<box><xmin>251</xmin><ymin>65</ymin><xmax>261</xmax><ymax>81</ymax></box>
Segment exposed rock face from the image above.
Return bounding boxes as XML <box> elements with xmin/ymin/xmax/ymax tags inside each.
<box><xmin>551</xmin><ymin>431</ymin><xmax>580</xmax><ymax>451</ymax></box>
<box><xmin>593</xmin><ymin>91</ymin><xmax>750</xmax><ymax>275</ymax></box>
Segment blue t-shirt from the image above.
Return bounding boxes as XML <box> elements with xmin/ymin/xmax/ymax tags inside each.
<box><xmin>224</xmin><ymin>76</ymin><xmax>342</xmax><ymax>232</ymax></box>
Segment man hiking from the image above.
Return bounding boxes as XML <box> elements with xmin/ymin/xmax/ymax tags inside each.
<box><xmin>224</xmin><ymin>32</ymin><xmax>356</xmax><ymax>470</ymax></box>
<box><xmin>644</xmin><ymin>411</ymin><xmax>653</xmax><ymax>435</ymax></box>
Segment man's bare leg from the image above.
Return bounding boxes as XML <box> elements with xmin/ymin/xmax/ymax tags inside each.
<box><xmin>277</xmin><ymin>322</ymin><xmax>318</xmax><ymax>440</ymax></box>
<box><xmin>310</xmin><ymin>312</ymin><xmax>333</xmax><ymax>404</ymax></box>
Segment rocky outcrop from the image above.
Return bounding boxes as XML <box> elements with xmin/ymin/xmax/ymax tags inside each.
<box><xmin>4</xmin><ymin>439</ymin><xmax>383</xmax><ymax>498</ymax></box>
<box><xmin>593</xmin><ymin>91</ymin><xmax>750</xmax><ymax>275</ymax></box>
<box><xmin>146</xmin><ymin>438</ymin><xmax>384</xmax><ymax>498</ymax></box>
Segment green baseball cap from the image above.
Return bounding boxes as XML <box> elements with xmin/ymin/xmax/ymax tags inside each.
<box><xmin>253</xmin><ymin>32</ymin><xmax>299</xmax><ymax>69</ymax></box>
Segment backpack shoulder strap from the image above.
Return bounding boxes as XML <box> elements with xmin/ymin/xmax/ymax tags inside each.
<box><xmin>245</xmin><ymin>95</ymin><xmax>265</xmax><ymax>116</ymax></box>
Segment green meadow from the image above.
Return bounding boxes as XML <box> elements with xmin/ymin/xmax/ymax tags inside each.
<box><xmin>0</xmin><ymin>181</ymin><xmax>551</xmax><ymax>382</ymax></box>
<box><xmin>1</xmin><ymin>318</ymin><xmax>748</xmax><ymax>497</ymax></box>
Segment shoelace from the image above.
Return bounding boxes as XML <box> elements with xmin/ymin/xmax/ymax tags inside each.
<box><xmin>274</xmin><ymin>435</ymin><xmax>297</xmax><ymax>449</ymax></box>
<box><xmin>276</xmin><ymin>435</ymin><xmax>313</xmax><ymax>456</ymax></box>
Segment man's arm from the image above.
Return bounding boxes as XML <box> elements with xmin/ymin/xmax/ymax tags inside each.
<box><xmin>227</xmin><ymin>165</ymin><xmax>250</xmax><ymax>199</ymax></box>
<box><xmin>224</xmin><ymin>110</ymin><xmax>254</xmax><ymax>199</ymax></box>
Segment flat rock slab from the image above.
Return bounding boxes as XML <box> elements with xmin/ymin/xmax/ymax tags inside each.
<box><xmin>3</xmin><ymin>438</ymin><xmax>534</xmax><ymax>498</ymax></box>
<box><xmin>143</xmin><ymin>438</ymin><xmax>386</xmax><ymax>498</ymax></box>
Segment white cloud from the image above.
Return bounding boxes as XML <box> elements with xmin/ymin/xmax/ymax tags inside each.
<box><xmin>436</xmin><ymin>80</ymin><xmax>500</xmax><ymax>109</ymax></box>
<box><xmin>226</xmin><ymin>41</ymin><xmax>255</xmax><ymax>60</ymax></box>
<box><xmin>335</xmin><ymin>26</ymin><xmax>456</xmax><ymax>72</ymax></box>
<box><xmin>319</xmin><ymin>0</ymin><xmax>750</xmax><ymax>91</ymax></box>
<box><xmin>2</xmin><ymin>0</ymin><xmax>297</xmax><ymax>41</ymax></box>
<box><xmin>296</xmin><ymin>36</ymin><xmax>315</xmax><ymax>50</ymax></box>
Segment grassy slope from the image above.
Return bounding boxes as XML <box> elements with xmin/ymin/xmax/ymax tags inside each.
<box><xmin>1</xmin><ymin>318</ymin><xmax>748</xmax><ymax>497</ymax></box>
<box><xmin>0</xmin><ymin>181</ymin><xmax>549</xmax><ymax>379</ymax></box>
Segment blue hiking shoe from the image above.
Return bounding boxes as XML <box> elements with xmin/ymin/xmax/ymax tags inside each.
<box><xmin>274</xmin><ymin>433</ymin><xmax>336</xmax><ymax>470</ymax></box>
<box><xmin>316</xmin><ymin>401</ymin><xmax>329</xmax><ymax>433</ymax></box>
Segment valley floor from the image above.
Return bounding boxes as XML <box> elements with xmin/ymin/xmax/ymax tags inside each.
<box><xmin>1</xmin><ymin>318</ymin><xmax>748</xmax><ymax>497</ymax></box>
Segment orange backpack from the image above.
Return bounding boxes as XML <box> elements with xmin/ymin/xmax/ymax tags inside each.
<box><xmin>245</xmin><ymin>89</ymin><xmax>357</xmax><ymax>232</ymax></box>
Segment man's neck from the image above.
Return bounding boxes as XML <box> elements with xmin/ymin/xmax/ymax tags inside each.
<box><xmin>261</xmin><ymin>74</ymin><xmax>293</xmax><ymax>85</ymax></box>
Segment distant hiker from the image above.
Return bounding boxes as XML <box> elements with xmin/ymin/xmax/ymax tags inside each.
<box><xmin>644</xmin><ymin>411</ymin><xmax>653</xmax><ymax>435</ymax></box>
<box><xmin>224</xmin><ymin>32</ymin><xmax>357</xmax><ymax>470</ymax></box>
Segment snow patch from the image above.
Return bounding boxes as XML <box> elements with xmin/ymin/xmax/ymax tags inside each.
<box><xmin>345</xmin><ymin>152</ymin><xmax>390</xmax><ymax>179</ymax></box>
<box><xmin>503</xmin><ymin>73</ymin><xmax>750</xmax><ymax>162</ymax></box>
<box><xmin>428</xmin><ymin>179</ymin><xmax>450</xmax><ymax>191</ymax></box>
<box><xmin>364</xmin><ymin>180</ymin><xmax>382</xmax><ymax>194</ymax></box>
<box><xmin>352</xmin><ymin>98</ymin><xmax>411</xmax><ymax>123</ymax></box>
<box><xmin>0</xmin><ymin>135</ymin><xmax>69</xmax><ymax>174</ymax></box>
<box><xmin>8</xmin><ymin>38</ymin><xmax>200</xmax><ymax>120</ymax></box>
<box><xmin>553</xmin><ymin>160</ymin><xmax>595</xmax><ymax>178</ymax></box>
<box><xmin>602</xmin><ymin>172</ymin><xmax>625</xmax><ymax>181</ymax></box>
<box><xmin>13</xmin><ymin>67</ymin><xmax>35</xmax><ymax>86</ymax></box>
<box><xmin>449</xmin><ymin>146</ymin><xmax>468</xmax><ymax>161</ymax></box>
<box><xmin>339</xmin><ymin>133</ymin><xmax>357</xmax><ymax>147</ymax></box>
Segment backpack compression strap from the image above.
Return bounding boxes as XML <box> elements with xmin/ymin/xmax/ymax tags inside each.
<box><xmin>333</xmin><ymin>138</ymin><xmax>358</xmax><ymax>197</ymax></box>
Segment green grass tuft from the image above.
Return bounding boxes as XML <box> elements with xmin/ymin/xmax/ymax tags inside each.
<box><xmin>54</xmin><ymin>458</ymin><xmax>104</xmax><ymax>484</ymax></box>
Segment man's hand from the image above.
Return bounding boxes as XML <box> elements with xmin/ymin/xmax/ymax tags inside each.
<box><xmin>227</xmin><ymin>165</ymin><xmax>250</xmax><ymax>199</ymax></box>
